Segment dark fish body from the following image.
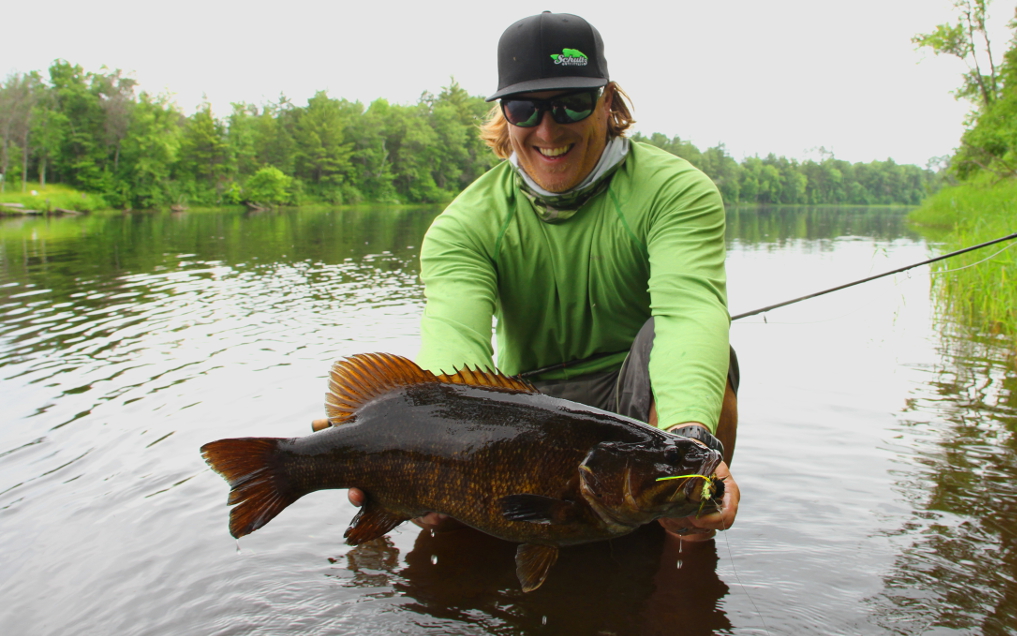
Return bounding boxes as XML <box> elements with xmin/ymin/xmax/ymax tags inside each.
<box><xmin>201</xmin><ymin>353</ymin><xmax>723</xmax><ymax>591</ymax></box>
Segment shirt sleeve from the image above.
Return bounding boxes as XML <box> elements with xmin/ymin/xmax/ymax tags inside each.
<box><xmin>416</xmin><ymin>210</ymin><xmax>499</xmax><ymax>375</ymax></box>
<box><xmin>646</xmin><ymin>169</ymin><xmax>730</xmax><ymax>433</ymax></box>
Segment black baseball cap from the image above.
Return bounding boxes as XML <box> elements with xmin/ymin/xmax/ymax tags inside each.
<box><xmin>486</xmin><ymin>12</ymin><xmax>609</xmax><ymax>102</ymax></box>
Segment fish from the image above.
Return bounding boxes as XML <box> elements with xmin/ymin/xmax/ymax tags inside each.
<box><xmin>200</xmin><ymin>352</ymin><xmax>724</xmax><ymax>592</ymax></box>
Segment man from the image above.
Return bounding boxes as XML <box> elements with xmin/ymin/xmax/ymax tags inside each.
<box><xmin>344</xmin><ymin>11</ymin><xmax>739</xmax><ymax>542</ymax></box>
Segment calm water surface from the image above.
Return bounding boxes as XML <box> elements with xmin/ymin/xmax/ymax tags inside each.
<box><xmin>1</xmin><ymin>206</ymin><xmax>1014</xmax><ymax>635</ymax></box>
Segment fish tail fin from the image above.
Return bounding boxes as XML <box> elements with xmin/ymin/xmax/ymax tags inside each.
<box><xmin>200</xmin><ymin>437</ymin><xmax>300</xmax><ymax>539</ymax></box>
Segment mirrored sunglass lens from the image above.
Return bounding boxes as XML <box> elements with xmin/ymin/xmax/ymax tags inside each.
<box><xmin>552</xmin><ymin>93</ymin><xmax>596</xmax><ymax>123</ymax></box>
<box><xmin>503</xmin><ymin>100</ymin><xmax>541</xmax><ymax>127</ymax></box>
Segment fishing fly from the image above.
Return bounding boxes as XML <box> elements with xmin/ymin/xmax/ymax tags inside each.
<box><xmin>657</xmin><ymin>473</ymin><xmax>718</xmax><ymax>515</ymax></box>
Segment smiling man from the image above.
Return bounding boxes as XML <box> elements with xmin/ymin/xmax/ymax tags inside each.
<box><xmin>349</xmin><ymin>12</ymin><xmax>740</xmax><ymax>543</ymax></box>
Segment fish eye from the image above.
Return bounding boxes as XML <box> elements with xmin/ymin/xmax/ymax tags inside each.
<box><xmin>663</xmin><ymin>446</ymin><xmax>682</xmax><ymax>464</ymax></box>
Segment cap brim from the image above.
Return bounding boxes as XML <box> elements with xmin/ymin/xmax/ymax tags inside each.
<box><xmin>486</xmin><ymin>77</ymin><xmax>608</xmax><ymax>102</ymax></box>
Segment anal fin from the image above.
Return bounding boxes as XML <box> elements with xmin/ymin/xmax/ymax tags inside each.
<box><xmin>515</xmin><ymin>543</ymin><xmax>559</xmax><ymax>592</ymax></box>
<box><xmin>344</xmin><ymin>501</ymin><xmax>409</xmax><ymax>545</ymax></box>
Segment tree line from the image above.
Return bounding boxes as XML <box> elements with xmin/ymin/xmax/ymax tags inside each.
<box><xmin>631</xmin><ymin>133</ymin><xmax>939</xmax><ymax>205</ymax></box>
<box><xmin>0</xmin><ymin>61</ymin><xmax>496</xmax><ymax>209</ymax></box>
<box><xmin>0</xmin><ymin>59</ymin><xmax>941</xmax><ymax>209</ymax></box>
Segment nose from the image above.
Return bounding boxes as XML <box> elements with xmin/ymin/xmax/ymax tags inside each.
<box><xmin>532</xmin><ymin>109</ymin><xmax>562</xmax><ymax>140</ymax></box>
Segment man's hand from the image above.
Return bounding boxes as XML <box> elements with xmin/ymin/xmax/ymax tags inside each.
<box><xmin>346</xmin><ymin>488</ymin><xmax>463</xmax><ymax>532</ymax></box>
<box><xmin>658</xmin><ymin>460</ymin><xmax>739</xmax><ymax>541</ymax></box>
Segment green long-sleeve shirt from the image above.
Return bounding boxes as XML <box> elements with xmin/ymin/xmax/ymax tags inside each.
<box><xmin>417</xmin><ymin>141</ymin><xmax>730</xmax><ymax>432</ymax></box>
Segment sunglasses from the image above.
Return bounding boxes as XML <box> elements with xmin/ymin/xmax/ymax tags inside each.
<box><xmin>500</xmin><ymin>88</ymin><xmax>602</xmax><ymax>128</ymax></box>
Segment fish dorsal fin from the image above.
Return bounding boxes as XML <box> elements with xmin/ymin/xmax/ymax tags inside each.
<box><xmin>325</xmin><ymin>353</ymin><xmax>538</xmax><ymax>425</ymax></box>
<box><xmin>434</xmin><ymin>366</ymin><xmax>537</xmax><ymax>393</ymax></box>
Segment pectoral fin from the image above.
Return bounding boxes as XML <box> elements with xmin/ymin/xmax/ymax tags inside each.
<box><xmin>343</xmin><ymin>501</ymin><xmax>408</xmax><ymax>545</ymax></box>
<box><xmin>515</xmin><ymin>543</ymin><xmax>559</xmax><ymax>592</ymax></box>
<box><xmin>499</xmin><ymin>494</ymin><xmax>581</xmax><ymax>525</ymax></box>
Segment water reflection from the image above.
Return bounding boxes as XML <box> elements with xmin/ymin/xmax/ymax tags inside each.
<box><xmin>870</xmin><ymin>325</ymin><xmax>1017</xmax><ymax>634</ymax></box>
<box><xmin>339</xmin><ymin>525</ymin><xmax>732</xmax><ymax>636</ymax></box>
<box><xmin>726</xmin><ymin>204</ymin><xmax>921</xmax><ymax>247</ymax></box>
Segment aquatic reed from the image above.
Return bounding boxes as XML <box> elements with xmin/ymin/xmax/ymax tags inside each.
<box><xmin>910</xmin><ymin>179</ymin><xmax>1017</xmax><ymax>336</ymax></box>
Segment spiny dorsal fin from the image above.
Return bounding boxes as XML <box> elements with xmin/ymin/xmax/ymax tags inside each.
<box><xmin>434</xmin><ymin>365</ymin><xmax>537</xmax><ymax>393</ymax></box>
<box><xmin>325</xmin><ymin>353</ymin><xmax>537</xmax><ymax>425</ymax></box>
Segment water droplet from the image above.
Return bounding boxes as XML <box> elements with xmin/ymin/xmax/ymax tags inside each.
<box><xmin>431</xmin><ymin>554</ymin><xmax>438</xmax><ymax>565</ymax></box>
<box><xmin>676</xmin><ymin>559</ymin><xmax>683</xmax><ymax>569</ymax></box>
<box><xmin>235</xmin><ymin>540</ymin><xmax>242</xmax><ymax>554</ymax></box>
<box><xmin>430</xmin><ymin>529</ymin><xmax>436</xmax><ymax>538</ymax></box>
<box><xmin>541</xmin><ymin>616</ymin><xmax>547</xmax><ymax>626</ymax></box>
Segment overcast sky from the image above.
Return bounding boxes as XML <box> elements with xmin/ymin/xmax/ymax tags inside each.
<box><xmin>3</xmin><ymin>0</ymin><xmax>1015</xmax><ymax>167</ymax></box>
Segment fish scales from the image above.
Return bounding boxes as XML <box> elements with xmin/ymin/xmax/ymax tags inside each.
<box><xmin>201</xmin><ymin>352</ymin><xmax>723</xmax><ymax>591</ymax></box>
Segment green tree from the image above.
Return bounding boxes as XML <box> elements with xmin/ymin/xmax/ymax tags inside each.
<box><xmin>227</xmin><ymin>103</ymin><xmax>261</xmax><ymax>179</ymax></box>
<box><xmin>699</xmin><ymin>144</ymin><xmax>742</xmax><ymax>203</ymax></box>
<box><xmin>389</xmin><ymin>102</ymin><xmax>443</xmax><ymax>202</ymax></box>
<box><xmin>244</xmin><ymin>165</ymin><xmax>292</xmax><ymax>205</ymax></box>
<box><xmin>952</xmin><ymin>11</ymin><xmax>1017</xmax><ymax>180</ymax></box>
<box><xmin>292</xmin><ymin>91</ymin><xmax>353</xmax><ymax>197</ymax></box>
<box><xmin>116</xmin><ymin>92</ymin><xmax>182</xmax><ymax>208</ymax></box>
<box><xmin>261</xmin><ymin>97</ymin><xmax>297</xmax><ymax>174</ymax></box>
<box><xmin>427</xmin><ymin>79</ymin><xmax>496</xmax><ymax>192</ymax></box>
<box><xmin>0</xmin><ymin>72</ymin><xmax>43</xmax><ymax>192</ymax></box>
<box><xmin>30</xmin><ymin>100</ymin><xmax>68</xmax><ymax>188</ymax></box>
<box><xmin>913</xmin><ymin>0</ymin><xmax>1001</xmax><ymax>110</ymax></box>
<box><xmin>176</xmin><ymin>104</ymin><xmax>231</xmax><ymax>202</ymax></box>
<box><xmin>93</xmin><ymin>68</ymin><xmax>137</xmax><ymax>172</ymax></box>
<box><xmin>47</xmin><ymin>60</ymin><xmax>111</xmax><ymax>190</ymax></box>
<box><xmin>344</xmin><ymin>98</ymin><xmax>398</xmax><ymax>202</ymax></box>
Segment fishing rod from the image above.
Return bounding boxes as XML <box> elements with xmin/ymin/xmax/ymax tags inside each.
<box><xmin>518</xmin><ymin>231</ymin><xmax>1017</xmax><ymax>378</ymax></box>
<box><xmin>731</xmin><ymin>230</ymin><xmax>1017</xmax><ymax>321</ymax></box>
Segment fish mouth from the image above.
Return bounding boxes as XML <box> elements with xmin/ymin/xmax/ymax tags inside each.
<box><xmin>664</xmin><ymin>450</ymin><xmax>724</xmax><ymax>505</ymax></box>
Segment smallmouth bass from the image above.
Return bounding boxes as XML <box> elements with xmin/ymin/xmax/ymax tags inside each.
<box><xmin>201</xmin><ymin>353</ymin><xmax>724</xmax><ymax>591</ymax></box>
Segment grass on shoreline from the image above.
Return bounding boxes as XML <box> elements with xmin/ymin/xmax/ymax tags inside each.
<box><xmin>909</xmin><ymin>178</ymin><xmax>1017</xmax><ymax>335</ymax></box>
<box><xmin>0</xmin><ymin>182</ymin><xmax>108</xmax><ymax>213</ymax></box>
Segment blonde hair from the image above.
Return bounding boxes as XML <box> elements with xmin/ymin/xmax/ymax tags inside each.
<box><xmin>479</xmin><ymin>82</ymin><xmax>635</xmax><ymax>160</ymax></box>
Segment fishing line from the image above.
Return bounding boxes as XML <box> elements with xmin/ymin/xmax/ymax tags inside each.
<box><xmin>731</xmin><ymin>230</ymin><xmax>1017</xmax><ymax>321</ymax></box>
<box><xmin>700</xmin><ymin>488</ymin><xmax>772</xmax><ymax>636</ymax></box>
<box><xmin>720</xmin><ymin>528</ymin><xmax>771</xmax><ymax>636</ymax></box>
<box><xmin>928</xmin><ymin>240</ymin><xmax>1017</xmax><ymax>275</ymax></box>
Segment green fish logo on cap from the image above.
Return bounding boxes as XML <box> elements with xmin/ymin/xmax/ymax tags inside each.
<box><xmin>550</xmin><ymin>48</ymin><xmax>589</xmax><ymax>66</ymax></box>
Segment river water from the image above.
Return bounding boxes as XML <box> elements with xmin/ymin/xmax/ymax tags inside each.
<box><xmin>1</xmin><ymin>206</ymin><xmax>1014</xmax><ymax>635</ymax></box>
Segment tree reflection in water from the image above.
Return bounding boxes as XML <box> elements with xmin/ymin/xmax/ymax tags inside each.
<box><xmin>870</xmin><ymin>325</ymin><xmax>1017</xmax><ymax>634</ymax></box>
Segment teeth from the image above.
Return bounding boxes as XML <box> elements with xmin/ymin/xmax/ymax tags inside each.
<box><xmin>537</xmin><ymin>145</ymin><xmax>572</xmax><ymax>157</ymax></box>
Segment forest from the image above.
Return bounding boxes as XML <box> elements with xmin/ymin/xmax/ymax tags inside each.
<box><xmin>0</xmin><ymin>60</ymin><xmax>941</xmax><ymax>210</ymax></box>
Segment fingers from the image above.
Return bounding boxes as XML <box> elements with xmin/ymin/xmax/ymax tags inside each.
<box><xmin>658</xmin><ymin>516</ymin><xmax>714</xmax><ymax>536</ymax></box>
<box><xmin>347</xmin><ymin>488</ymin><xmax>366</xmax><ymax>507</ymax></box>
<box><xmin>410</xmin><ymin>512</ymin><xmax>452</xmax><ymax>529</ymax></box>
<box><xmin>687</xmin><ymin>462</ymin><xmax>739</xmax><ymax>531</ymax></box>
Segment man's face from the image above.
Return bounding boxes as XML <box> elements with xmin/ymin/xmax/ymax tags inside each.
<box><xmin>506</xmin><ymin>88</ymin><xmax>613</xmax><ymax>193</ymax></box>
